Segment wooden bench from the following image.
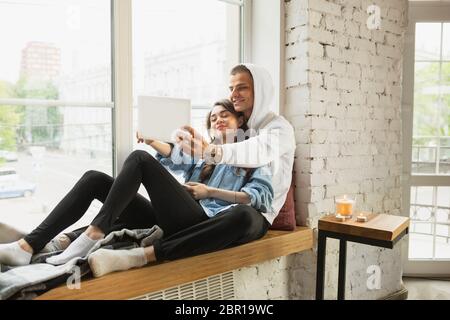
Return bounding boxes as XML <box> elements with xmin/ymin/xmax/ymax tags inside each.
<box><xmin>35</xmin><ymin>227</ymin><xmax>313</xmax><ymax>300</ymax></box>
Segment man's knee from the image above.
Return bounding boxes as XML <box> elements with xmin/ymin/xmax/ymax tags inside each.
<box><xmin>228</xmin><ymin>204</ymin><xmax>259</xmax><ymax>230</ymax></box>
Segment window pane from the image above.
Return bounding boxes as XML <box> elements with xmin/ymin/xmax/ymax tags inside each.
<box><xmin>437</xmin><ymin>186</ymin><xmax>450</xmax><ymax>207</ymax></box>
<box><xmin>435</xmin><ymin>186</ymin><xmax>450</xmax><ymax>258</ymax></box>
<box><xmin>415</xmin><ymin>23</ymin><xmax>441</xmax><ymax>61</ymax></box>
<box><xmin>412</xmin><ymin>186</ymin><xmax>434</xmax><ymax>206</ymax></box>
<box><xmin>409</xmin><ymin>233</ymin><xmax>433</xmax><ymax>259</ymax></box>
<box><xmin>412</xmin><ymin>60</ymin><xmax>450</xmax><ymax>174</ymax></box>
<box><xmin>443</xmin><ymin>23</ymin><xmax>450</xmax><ymax>60</ymax></box>
<box><xmin>439</xmin><ymin>137</ymin><xmax>450</xmax><ymax>174</ymax></box>
<box><xmin>132</xmin><ymin>0</ymin><xmax>240</xmax><ymax>141</ymax></box>
<box><xmin>435</xmin><ymin>236</ymin><xmax>450</xmax><ymax>259</ymax></box>
<box><xmin>409</xmin><ymin>186</ymin><xmax>450</xmax><ymax>260</ymax></box>
<box><xmin>0</xmin><ymin>0</ymin><xmax>112</xmax><ymax>233</ymax></box>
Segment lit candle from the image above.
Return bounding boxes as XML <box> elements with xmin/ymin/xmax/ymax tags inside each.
<box><xmin>335</xmin><ymin>195</ymin><xmax>355</xmax><ymax>217</ymax></box>
<box><xmin>356</xmin><ymin>213</ymin><xmax>368</xmax><ymax>222</ymax></box>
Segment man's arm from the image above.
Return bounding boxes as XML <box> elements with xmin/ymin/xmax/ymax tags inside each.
<box><xmin>176</xmin><ymin>119</ymin><xmax>295</xmax><ymax>168</ymax></box>
<box><xmin>220</xmin><ymin>120</ymin><xmax>295</xmax><ymax>168</ymax></box>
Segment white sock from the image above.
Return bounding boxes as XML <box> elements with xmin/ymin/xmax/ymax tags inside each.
<box><xmin>46</xmin><ymin>233</ymin><xmax>99</xmax><ymax>265</ymax></box>
<box><xmin>0</xmin><ymin>242</ymin><xmax>32</xmax><ymax>266</ymax></box>
<box><xmin>88</xmin><ymin>247</ymin><xmax>147</xmax><ymax>278</ymax></box>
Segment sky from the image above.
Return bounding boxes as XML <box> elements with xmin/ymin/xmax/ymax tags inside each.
<box><xmin>0</xmin><ymin>0</ymin><xmax>227</xmax><ymax>84</ymax></box>
<box><xmin>0</xmin><ymin>0</ymin><xmax>111</xmax><ymax>83</ymax></box>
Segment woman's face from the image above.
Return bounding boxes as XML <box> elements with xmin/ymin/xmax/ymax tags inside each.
<box><xmin>209</xmin><ymin>105</ymin><xmax>243</xmax><ymax>142</ymax></box>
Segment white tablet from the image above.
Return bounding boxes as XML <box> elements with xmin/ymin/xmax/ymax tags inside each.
<box><xmin>138</xmin><ymin>96</ymin><xmax>191</xmax><ymax>142</ymax></box>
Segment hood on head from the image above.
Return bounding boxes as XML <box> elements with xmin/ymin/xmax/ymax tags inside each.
<box><xmin>242</xmin><ymin>63</ymin><xmax>275</xmax><ymax>129</ymax></box>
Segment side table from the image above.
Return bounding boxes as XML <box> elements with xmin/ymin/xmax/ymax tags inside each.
<box><xmin>315</xmin><ymin>213</ymin><xmax>410</xmax><ymax>300</ymax></box>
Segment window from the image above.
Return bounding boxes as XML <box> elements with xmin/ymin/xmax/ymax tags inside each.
<box><xmin>131</xmin><ymin>0</ymin><xmax>241</xmax><ymax>187</ymax></box>
<box><xmin>0</xmin><ymin>0</ymin><xmax>113</xmax><ymax>232</ymax></box>
<box><xmin>0</xmin><ymin>0</ymin><xmax>244</xmax><ymax>232</ymax></box>
<box><xmin>409</xmin><ymin>186</ymin><xmax>450</xmax><ymax>259</ymax></box>
<box><xmin>402</xmin><ymin>2</ymin><xmax>450</xmax><ymax>275</ymax></box>
<box><xmin>412</xmin><ymin>23</ymin><xmax>450</xmax><ymax>175</ymax></box>
<box><xmin>408</xmin><ymin>22</ymin><xmax>450</xmax><ymax>260</ymax></box>
<box><xmin>132</xmin><ymin>0</ymin><xmax>241</xmax><ymax>145</ymax></box>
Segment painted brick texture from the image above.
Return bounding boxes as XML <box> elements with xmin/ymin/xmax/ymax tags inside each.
<box><xmin>234</xmin><ymin>0</ymin><xmax>407</xmax><ymax>300</ymax></box>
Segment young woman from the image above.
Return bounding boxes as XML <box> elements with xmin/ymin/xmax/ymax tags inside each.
<box><xmin>0</xmin><ymin>100</ymin><xmax>273</xmax><ymax>272</ymax></box>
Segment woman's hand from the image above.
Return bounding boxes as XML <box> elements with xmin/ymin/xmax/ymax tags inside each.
<box><xmin>136</xmin><ymin>131</ymin><xmax>154</xmax><ymax>145</ymax></box>
<box><xmin>183</xmin><ymin>182</ymin><xmax>210</xmax><ymax>200</ymax></box>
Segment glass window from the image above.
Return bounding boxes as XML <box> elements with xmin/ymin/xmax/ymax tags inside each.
<box><xmin>132</xmin><ymin>0</ymin><xmax>241</xmax><ymax>148</ymax></box>
<box><xmin>442</xmin><ymin>23</ymin><xmax>450</xmax><ymax>60</ymax></box>
<box><xmin>415</xmin><ymin>23</ymin><xmax>441</xmax><ymax>61</ymax></box>
<box><xmin>0</xmin><ymin>0</ymin><xmax>113</xmax><ymax>232</ymax></box>
<box><xmin>409</xmin><ymin>186</ymin><xmax>450</xmax><ymax>260</ymax></box>
<box><xmin>412</xmin><ymin>23</ymin><xmax>450</xmax><ymax>175</ymax></box>
<box><xmin>131</xmin><ymin>0</ymin><xmax>241</xmax><ymax>193</ymax></box>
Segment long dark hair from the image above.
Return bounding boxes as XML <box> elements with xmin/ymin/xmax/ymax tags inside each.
<box><xmin>199</xmin><ymin>99</ymin><xmax>252</xmax><ymax>183</ymax></box>
<box><xmin>205</xmin><ymin>99</ymin><xmax>248</xmax><ymax>138</ymax></box>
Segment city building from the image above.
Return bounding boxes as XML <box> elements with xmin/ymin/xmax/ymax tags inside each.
<box><xmin>20</xmin><ymin>41</ymin><xmax>61</xmax><ymax>81</ymax></box>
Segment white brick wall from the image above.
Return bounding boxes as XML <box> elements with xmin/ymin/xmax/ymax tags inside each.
<box><xmin>234</xmin><ymin>0</ymin><xmax>408</xmax><ymax>300</ymax></box>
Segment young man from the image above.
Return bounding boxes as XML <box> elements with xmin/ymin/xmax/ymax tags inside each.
<box><xmin>176</xmin><ymin>63</ymin><xmax>296</xmax><ymax>227</ymax></box>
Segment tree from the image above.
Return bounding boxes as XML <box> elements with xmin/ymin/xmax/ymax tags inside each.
<box><xmin>14</xmin><ymin>77</ymin><xmax>62</xmax><ymax>149</ymax></box>
<box><xmin>413</xmin><ymin>62</ymin><xmax>450</xmax><ymax>138</ymax></box>
<box><xmin>0</xmin><ymin>80</ymin><xmax>20</xmax><ymax>151</ymax></box>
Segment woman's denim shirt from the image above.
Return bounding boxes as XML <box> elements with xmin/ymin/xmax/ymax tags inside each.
<box><xmin>157</xmin><ymin>145</ymin><xmax>273</xmax><ymax>218</ymax></box>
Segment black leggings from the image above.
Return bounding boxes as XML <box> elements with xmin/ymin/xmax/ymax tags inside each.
<box><xmin>24</xmin><ymin>150</ymin><xmax>269</xmax><ymax>260</ymax></box>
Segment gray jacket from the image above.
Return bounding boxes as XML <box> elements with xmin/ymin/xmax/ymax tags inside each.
<box><xmin>0</xmin><ymin>225</ymin><xmax>163</xmax><ymax>300</ymax></box>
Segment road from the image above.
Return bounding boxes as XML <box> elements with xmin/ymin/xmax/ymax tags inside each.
<box><xmin>0</xmin><ymin>151</ymin><xmax>112</xmax><ymax>233</ymax></box>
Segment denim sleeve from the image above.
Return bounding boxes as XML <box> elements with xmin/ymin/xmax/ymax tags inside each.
<box><xmin>240</xmin><ymin>166</ymin><xmax>274</xmax><ymax>212</ymax></box>
<box><xmin>156</xmin><ymin>144</ymin><xmax>195</xmax><ymax>177</ymax></box>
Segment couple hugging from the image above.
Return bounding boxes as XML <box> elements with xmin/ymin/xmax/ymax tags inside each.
<box><xmin>0</xmin><ymin>64</ymin><xmax>296</xmax><ymax>278</ymax></box>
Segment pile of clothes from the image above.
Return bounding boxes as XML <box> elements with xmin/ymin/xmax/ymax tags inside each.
<box><xmin>0</xmin><ymin>223</ymin><xmax>163</xmax><ymax>300</ymax></box>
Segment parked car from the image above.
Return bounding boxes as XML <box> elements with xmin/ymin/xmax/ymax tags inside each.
<box><xmin>0</xmin><ymin>167</ymin><xmax>18</xmax><ymax>182</ymax></box>
<box><xmin>0</xmin><ymin>179</ymin><xmax>36</xmax><ymax>199</ymax></box>
<box><xmin>0</xmin><ymin>150</ymin><xmax>18</xmax><ymax>162</ymax></box>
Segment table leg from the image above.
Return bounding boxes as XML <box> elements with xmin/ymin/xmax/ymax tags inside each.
<box><xmin>315</xmin><ymin>230</ymin><xmax>327</xmax><ymax>300</ymax></box>
<box><xmin>337</xmin><ymin>239</ymin><xmax>347</xmax><ymax>300</ymax></box>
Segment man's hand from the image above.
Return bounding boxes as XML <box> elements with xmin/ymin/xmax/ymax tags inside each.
<box><xmin>183</xmin><ymin>182</ymin><xmax>210</xmax><ymax>200</ymax></box>
<box><xmin>175</xmin><ymin>126</ymin><xmax>209</xmax><ymax>159</ymax></box>
<box><xmin>136</xmin><ymin>131</ymin><xmax>154</xmax><ymax>145</ymax></box>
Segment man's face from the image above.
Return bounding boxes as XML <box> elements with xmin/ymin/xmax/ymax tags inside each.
<box><xmin>228</xmin><ymin>72</ymin><xmax>254</xmax><ymax>119</ymax></box>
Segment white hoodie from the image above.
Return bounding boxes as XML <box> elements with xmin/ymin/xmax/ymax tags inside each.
<box><xmin>220</xmin><ymin>63</ymin><xmax>296</xmax><ymax>224</ymax></box>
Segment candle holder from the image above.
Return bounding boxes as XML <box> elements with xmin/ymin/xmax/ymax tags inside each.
<box><xmin>335</xmin><ymin>195</ymin><xmax>355</xmax><ymax>220</ymax></box>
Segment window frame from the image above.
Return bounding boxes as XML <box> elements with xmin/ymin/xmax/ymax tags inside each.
<box><xmin>113</xmin><ymin>0</ymin><xmax>248</xmax><ymax>173</ymax></box>
<box><xmin>402</xmin><ymin>0</ymin><xmax>450</xmax><ymax>276</ymax></box>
